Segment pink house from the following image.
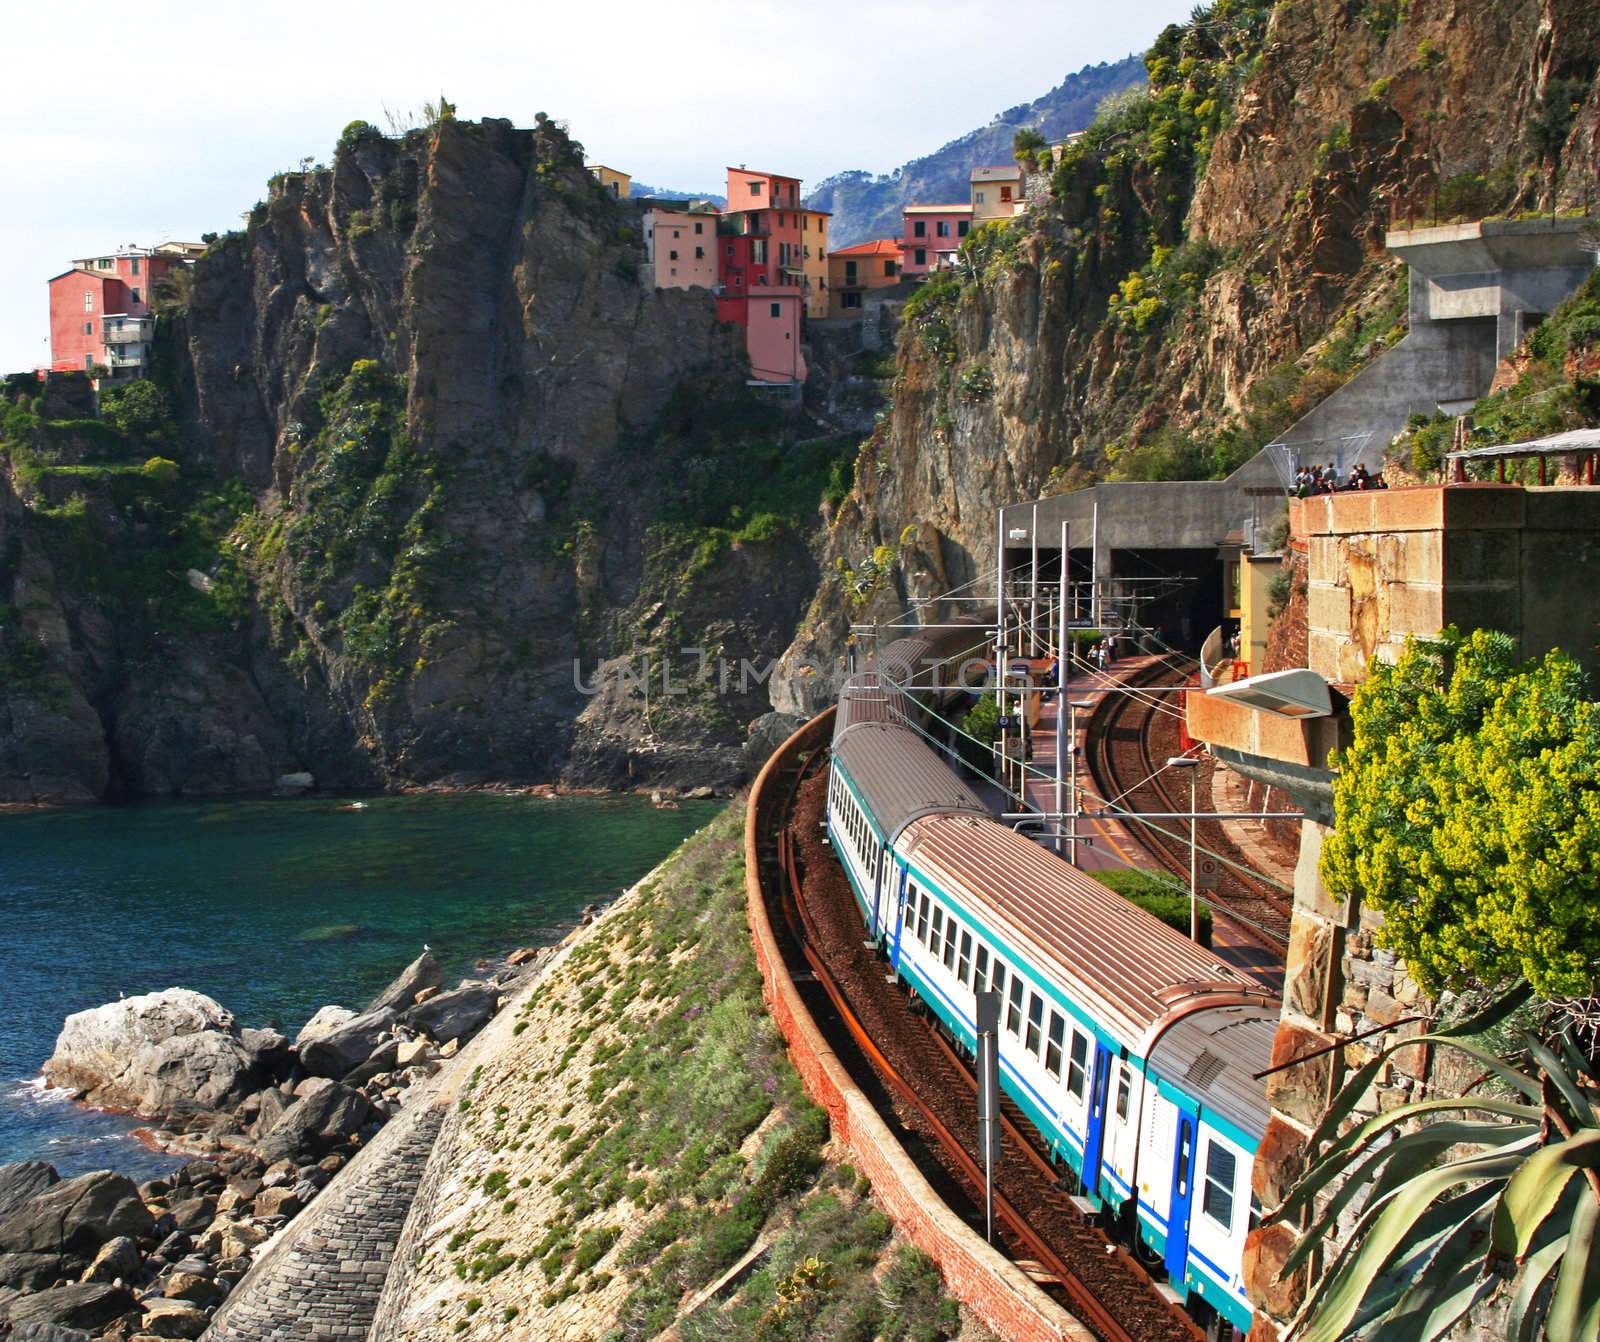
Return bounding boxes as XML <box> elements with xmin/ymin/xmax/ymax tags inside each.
<box><xmin>717</xmin><ymin>288</ymin><xmax>807</xmax><ymax>385</ymax></box>
<box><xmin>899</xmin><ymin>204</ymin><xmax>973</xmax><ymax>278</ymax></box>
<box><xmin>644</xmin><ymin>204</ymin><xmax>719</xmax><ymax>289</ymax></box>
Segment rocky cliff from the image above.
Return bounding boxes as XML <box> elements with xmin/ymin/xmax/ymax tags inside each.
<box><xmin>1</xmin><ymin>116</ymin><xmax>840</xmax><ymax>801</ymax></box>
<box><xmin>774</xmin><ymin>0</ymin><xmax>1600</xmax><ymax>712</ymax></box>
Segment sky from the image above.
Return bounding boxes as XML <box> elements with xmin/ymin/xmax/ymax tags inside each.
<box><xmin>2</xmin><ymin>0</ymin><xmax>1194</xmax><ymax>372</ymax></box>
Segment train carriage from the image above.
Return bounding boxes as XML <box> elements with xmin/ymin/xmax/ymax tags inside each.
<box><xmin>823</xmin><ymin>648</ymin><xmax>1277</xmax><ymax>1336</ymax></box>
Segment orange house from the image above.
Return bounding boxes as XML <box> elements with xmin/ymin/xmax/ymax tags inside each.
<box><xmin>828</xmin><ymin>240</ymin><xmax>900</xmax><ymax>318</ymax></box>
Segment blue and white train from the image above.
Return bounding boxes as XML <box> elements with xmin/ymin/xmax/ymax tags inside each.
<box><xmin>823</xmin><ymin>630</ymin><xmax>1278</xmax><ymax>1336</ymax></box>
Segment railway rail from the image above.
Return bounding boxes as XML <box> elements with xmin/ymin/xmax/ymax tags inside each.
<box><xmin>752</xmin><ymin>732</ymin><xmax>1201</xmax><ymax>1342</ymax></box>
<box><xmin>1084</xmin><ymin>660</ymin><xmax>1293</xmax><ymax>953</ymax></box>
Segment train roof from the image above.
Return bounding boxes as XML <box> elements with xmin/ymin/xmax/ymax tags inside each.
<box><xmin>832</xmin><ymin>724</ymin><xmax>989</xmax><ymax>841</ymax></box>
<box><xmin>898</xmin><ymin>812</ymin><xmax>1276</xmax><ymax>1050</ymax></box>
<box><xmin>832</xmin><ymin>671</ymin><xmax>913</xmax><ymax>743</ymax></box>
<box><xmin>1147</xmin><ymin>1004</ymin><xmax>1277</xmax><ymax>1142</ymax></box>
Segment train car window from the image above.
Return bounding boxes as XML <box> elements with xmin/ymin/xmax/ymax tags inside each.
<box><xmin>930</xmin><ymin>906</ymin><xmax>945</xmax><ymax>960</ymax></box>
<box><xmin>1203</xmin><ymin>1142</ymin><xmax>1236</xmax><ymax>1230</ymax></box>
<box><xmin>1005</xmin><ymin>977</ymin><xmax>1025</xmax><ymax>1035</ymax></box>
<box><xmin>992</xmin><ymin>959</ymin><xmax>1007</xmax><ymax>1002</ymax></box>
<box><xmin>1044</xmin><ymin>1012</ymin><xmax>1065</xmax><ymax>1078</ymax></box>
<box><xmin>1025</xmin><ymin>994</ymin><xmax>1044</xmax><ymax>1057</ymax></box>
<box><xmin>1067</xmin><ymin>1030</ymin><xmax>1089</xmax><ymax>1099</ymax></box>
<box><xmin>942</xmin><ymin>918</ymin><xmax>959</xmax><ymax>971</ymax></box>
<box><xmin>957</xmin><ymin>931</ymin><xmax>973</xmax><ymax>985</ymax></box>
<box><xmin>975</xmin><ymin>944</ymin><xmax>989</xmax><ymax>990</ymax></box>
<box><xmin>916</xmin><ymin>891</ymin><xmax>930</xmax><ymax>942</ymax></box>
<box><xmin>1176</xmin><ymin>1128</ymin><xmax>1192</xmax><ymax>1198</ymax></box>
<box><xmin>1249</xmin><ymin>1192</ymin><xmax>1263</xmax><ymax>1234</ymax></box>
<box><xmin>1115</xmin><ymin>1066</ymin><xmax>1131</xmax><ymax>1121</ymax></box>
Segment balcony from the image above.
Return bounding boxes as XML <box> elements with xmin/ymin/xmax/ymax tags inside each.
<box><xmin>102</xmin><ymin>319</ymin><xmax>153</xmax><ymax>345</ymax></box>
<box><xmin>103</xmin><ymin>347</ymin><xmax>146</xmax><ymax>367</ymax></box>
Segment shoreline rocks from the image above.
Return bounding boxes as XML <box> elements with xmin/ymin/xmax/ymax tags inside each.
<box><xmin>1</xmin><ymin>942</ymin><xmax>555</xmax><ymax>1339</ymax></box>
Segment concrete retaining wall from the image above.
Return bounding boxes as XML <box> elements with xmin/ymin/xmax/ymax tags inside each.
<box><xmin>744</xmin><ymin>711</ymin><xmax>1092</xmax><ymax>1342</ymax></box>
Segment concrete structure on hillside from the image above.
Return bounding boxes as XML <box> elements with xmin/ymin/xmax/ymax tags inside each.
<box><xmin>970</xmin><ymin>164</ymin><xmax>1024</xmax><ymax>222</ymax></box>
<box><xmin>48</xmin><ymin>244</ymin><xmax>200</xmax><ymax>378</ymax></box>
<box><xmin>587</xmin><ymin>164</ymin><xmax>631</xmax><ymax>199</ymax></box>
<box><xmin>1272</xmin><ymin>218</ymin><xmax>1597</xmax><ymax>478</ymax></box>
<box><xmin>828</xmin><ymin>240</ymin><xmax>900</xmax><ymax>317</ymax></box>
<box><xmin>1184</xmin><ymin>482</ymin><xmax>1600</xmax><ymax>1337</ymax></box>
<box><xmin>643</xmin><ymin>203</ymin><xmax>719</xmax><ymax>290</ymax></box>
<box><xmin>899</xmin><ymin>204</ymin><xmax>972</xmax><ymax>277</ymax></box>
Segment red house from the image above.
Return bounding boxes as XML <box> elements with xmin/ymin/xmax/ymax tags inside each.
<box><xmin>47</xmin><ymin>244</ymin><xmax>200</xmax><ymax>380</ymax></box>
<box><xmin>715</xmin><ymin>168</ymin><xmax>813</xmax><ymax>384</ymax></box>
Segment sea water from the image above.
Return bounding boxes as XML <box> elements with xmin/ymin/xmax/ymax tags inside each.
<box><xmin>0</xmin><ymin>792</ymin><xmax>714</xmax><ymax>1178</ymax></box>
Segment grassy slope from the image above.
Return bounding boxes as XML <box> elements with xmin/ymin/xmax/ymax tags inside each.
<box><xmin>407</xmin><ymin>802</ymin><xmax>987</xmax><ymax>1342</ymax></box>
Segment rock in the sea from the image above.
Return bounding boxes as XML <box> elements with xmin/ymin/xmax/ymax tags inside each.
<box><xmin>274</xmin><ymin>772</ymin><xmax>314</xmax><ymax>794</ymax></box>
<box><xmin>364</xmin><ymin>951</ymin><xmax>444</xmax><ymax>1014</ymax></box>
<box><xmin>255</xmin><ymin>1082</ymin><xmax>371</xmax><ymax>1163</ymax></box>
<box><xmin>3</xmin><ymin>1282</ymin><xmax>135</xmax><ymax>1331</ymax></box>
<box><xmin>0</xmin><ymin>1163</ymin><xmax>60</xmax><ymax>1221</ymax></box>
<box><xmin>343</xmin><ymin>1041</ymin><xmax>399</xmax><ymax>1086</ymax></box>
<box><xmin>0</xmin><ymin>1171</ymin><xmax>152</xmax><ymax>1255</ymax></box>
<box><xmin>297</xmin><ymin>1008</ymin><xmax>398</xmax><ymax>1079</ymax></box>
<box><xmin>292</xmin><ymin>1006</ymin><xmax>355</xmax><ymax>1049</ymax></box>
<box><xmin>238</xmin><ymin>1028</ymin><xmax>291</xmax><ymax>1070</ymax></box>
<box><xmin>0</xmin><ymin>1251</ymin><xmax>65</xmax><ymax>1290</ymax></box>
<box><xmin>8</xmin><ymin>1323</ymin><xmax>93</xmax><ymax>1342</ymax></box>
<box><xmin>166</xmin><ymin>1197</ymin><xmax>214</xmax><ymax>1235</ymax></box>
<box><xmin>42</xmin><ymin>991</ymin><xmax>255</xmax><ymax>1117</ymax></box>
<box><xmin>161</xmin><ymin>1271</ymin><xmax>222</xmax><ymax>1307</ymax></box>
<box><xmin>404</xmin><ymin>982</ymin><xmax>498</xmax><ymax>1043</ymax></box>
<box><xmin>139</xmin><ymin>1297</ymin><xmax>209</xmax><ymax>1339</ymax></box>
<box><xmin>79</xmin><ymin>1236</ymin><xmax>141</xmax><ymax>1285</ymax></box>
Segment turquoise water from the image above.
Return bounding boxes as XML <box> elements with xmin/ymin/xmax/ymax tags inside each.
<box><xmin>0</xmin><ymin>793</ymin><xmax>714</xmax><ymax>1178</ymax></box>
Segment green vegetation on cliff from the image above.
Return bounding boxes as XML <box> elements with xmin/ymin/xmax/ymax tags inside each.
<box><xmin>1322</xmin><ymin>627</ymin><xmax>1600</xmax><ymax>998</ymax></box>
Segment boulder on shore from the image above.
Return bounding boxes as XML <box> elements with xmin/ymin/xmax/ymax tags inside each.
<box><xmin>297</xmin><ymin>1008</ymin><xmax>398</xmax><ymax>1079</ymax></box>
<box><xmin>292</xmin><ymin>1006</ymin><xmax>355</xmax><ymax>1050</ymax></box>
<box><xmin>254</xmin><ymin>1082</ymin><xmax>371</xmax><ymax>1164</ymax></box>
<box><xmin>0</xmin><ymin>1164</ymin><xmax>59</xmax><ymax>1221</ymax></box>
<box><xmin>0</xmin><ymin>1171</ymin><xmax>153</xmax><ymax>1255</ymax></box>
<box><xmin>364</xmin><ymin>950</ymin><xmax>444</xmax><ymax>1014</ymax></box>
<box><xmin>1</xmin><ymin>1282</ymin><xmax>135</xmax><ymax>1331</ymax></box>
<box><xmin>404</xmin><ymin>982</ymin><xmax>498</xmax><ymax>1043</ymax></box>
<box><xmin>42</xmin><ymin>990</ymin><xmax>256</xmax><ymax>1118</ymax></box>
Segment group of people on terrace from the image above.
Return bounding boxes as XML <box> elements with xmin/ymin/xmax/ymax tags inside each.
<box><xmin>1292</xmin><ymin>461</ymin><xmax>1389</xmax><ymax>495</ymax></box>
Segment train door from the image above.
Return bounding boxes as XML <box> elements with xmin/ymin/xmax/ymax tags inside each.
<box><xmin>890</xmin><ymin>873</ymin><xmax>910</xmax><ymax>971</ymax></box>
<box><xmin>868</xmin><ymin>841</ymin><xmax>885</xmax><ymax>939</ymax></box>
<box><xmin>1081</xmin><ymin>1041</ymin><xmax>1114</xmax><ymax>1203</ymax></box>
<box><xmin>1164</xmin><ymin>1103</ymin><xmax>1199</xmax><ymax>1289</ymax></box>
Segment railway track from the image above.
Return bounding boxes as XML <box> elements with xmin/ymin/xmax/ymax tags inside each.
<box><xmin>1084</xmin><ymin>659</ymin><xmax>1293</xmax><ymax>953</ymax></box>
<box><xmin>753</xmin><ymin>736</ymin><xmax>1200</xmax><ymax>1342</ymax></box>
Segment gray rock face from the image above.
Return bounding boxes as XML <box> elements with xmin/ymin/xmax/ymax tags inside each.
<box><xmin>42</xmin><ymin>990</ymin><xmax>255</xmax><ymax>1117</ymax></box>
<box><xmin>297</xmin><ymin>1008</ymin><xmax>397</xmax><ymax>1079</ymax></box>
<box><xmin>140</xmin><ymin>1297</ymin><xmax>209</xmax><ymax>1339</ymax></box>
<box><xmin>292</xmin><ymin>1006</ymin><xmax>355</xmax><ymax>1050</ymax></box>
<box><xmin>254</xmin><ymin>1083</ymin><xmax>371</xmax><ymax>1164</ymax></box>
<box><xmin>79</xmin><ymin>1235</ymin><xmax>140</xmax><ymax>1285</ymax></box>
<box><xmin>0</xmin><ymin>1163</ymin><xmax>59</xmax><ymax>1221</ymax></box>
<box><xmin>364</xmin><ymin>950</ymin><xmax>444</xmax><ymax>1014</ymax></box>
<box><xmin>238</xmin><ymin>1028</ymin><xmax>291</xmax><ymax>1069</ymax></box>
<box><xmin>0</xmin><ymin>1252</ymin><xmax>64</xmax><ymax>1290</ymax></box>
<box><xmin>0</xmin><ymin>1172</ymin><xmax>152</xmax><ymax>1255</ymax></box>
<box><xmin>2</xmin><ymin>1282</ymin><xmax>135</xmax><ymax>1330</ymax></box>
<box><xmin>404</xmin><ymin>982</ymin><xmax>498</xmax><ymax>1043</ymax></box>
<box><xmin>8</xmin><ymin>1323</ymin><xmax>92</xmax><ymax>1342</ymax></box>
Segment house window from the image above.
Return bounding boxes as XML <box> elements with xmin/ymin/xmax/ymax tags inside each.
<box><xmin>669</xmin><ymin>251</ymin><xmax>678</xmax><ymax>261</ymax></box>
<box><xmin>98</xmin><ymin>258</ymin><xmax>112</xmax><ymax>269</ymax></box>
<box><xmin>845</xmin><ymin>261</ymin><xmax>858</xmax><ymax>282</ymax></box>
<box><xmin>1203</xmin><ymin>1143</ymin><xmax>1237</xmax><ymax>1231</ymax></box>
<box><xmin>84</xmin><ymin>292</ymin><xmax>94</xmax><ymax>311</ymax></box>
<box><xmin>958</xmin><ymin>220</ymin><xmax>970</xmax><ymax>237</ymax></box>
<box><xmin>749</xmin><ymin>181</ymin><xmax>762</xmax><ymax>196</ymax></box>
<box><xmin>914</xmin><ymin>249</ymin><xmax>926</xmax><ymax>266</ymax></box>
<box><xmin>883</xmin><ymin>260</ymin><xmax>895</xmax><ymax>277</ymax></box>
<box><xmin>130</xmin><ymin>258</ymin><xmax>140</xmax><ymax>275</ymax></box>
<box><xmin>1001</xmin><ymin>185</ymin><xmax>1013</xmax><ymax>202</ymax></box>
<box><xmin>695</xmin><ymin>246</ymin><xmax>704</xmax><ymax>259</ymax></box>
<box><xmin>975</xmin><ymin>190</ymin><xmax>985</xmax><ymax>205</ymax></box>
<box><xmin>936</xmin><ymin>221</ymin><xmax>950</xmax><ymax>238</ymax></box>
<box><xmin>842</xmin><ymin>291</ymin><xmax>862</xmax><ymax>310</ymax></box>
<box><xmin>83</xmin><ymin>321</ymin><xmax>93</xmax><ymax>335</ymax></box>
<box><xmin>770</xmin><ymin>302</ymin><xmax>781</xmax><ymax>318</ymax></box>
<box><xmin>913</xmin><ymin>220</ymin><xmax>926</xmax><ymax>238</ymax></box>
<box><xmin>131</xmin><ymin>287</ymin><xmax>141</xmax><ymax>303</ymax></box>
<box><xmin>695</xmin><ymin>221</ymin><xmax>703</xmax><ymax>234</ymax></box>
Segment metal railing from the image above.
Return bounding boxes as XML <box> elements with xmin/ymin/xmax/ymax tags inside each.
<box><xmin>102</xmin><ymin>322</ymin><xmax>152</xmax><ymax>346</ymax></box>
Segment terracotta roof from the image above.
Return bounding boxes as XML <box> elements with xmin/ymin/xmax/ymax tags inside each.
<box><xmin>903</xmin><ymin>203</ymin><xmax>972</xmax><ymax>214</ymax></box>
<box><xmin>831</xmin><ymin>239</ymin><xmax>902</xmax><ymax>257</ymax></box>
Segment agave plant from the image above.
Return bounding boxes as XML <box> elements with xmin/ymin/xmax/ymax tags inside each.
<box><xmin>1276</xmin><ymin>986</ymin><xmax>1600</xmax><ymax>1342</ymax></box>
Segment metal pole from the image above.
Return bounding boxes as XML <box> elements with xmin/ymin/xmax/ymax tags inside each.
<box><xmin>1030</xmin><ymin>503</ymin><xmax>1039</xmax><ymax>658</ymax></box>
<box><xmin>995</xmin><ymin>509</ymin><xmax>1006</xmax><ymax>788</ymax></box>
<box><xmin>1090</xmin><ymin>497</ymin><xmax>1101</xmax><ymax>630</ymax></box>
<box><xmin>1055</xmin><ymin>522</ymin><xmax>1069</xmax><ymax>856</ymax></box>
<box><xmin>976</xmin><ymin>990</ymin><xmax>1001</xmax><ymax>1244</ymax></box>
<box><xmin>1189</xmin><ymin>767</ymin><xmax>1198</xmax><ymax>941</ymax></box>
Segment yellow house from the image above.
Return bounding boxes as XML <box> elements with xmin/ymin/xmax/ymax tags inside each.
<box><xmin>587</xmin><ymin>164</ymin><xmax>631</xmax><ymax>200</ymax></box>
<box><xmin>970</xmin><ymin>165</ymin><xmax>1023</xmax><ymax>222</ymax></box>
<box><xmin>799</xmin><ymin>209</ymin><xmax>830</xmax><ymax>319</ymax></box>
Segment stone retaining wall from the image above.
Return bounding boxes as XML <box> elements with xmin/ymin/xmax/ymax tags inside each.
<box><xmin>744</xmin><ymin>712</ymin><xmax>1092</xmax><ymax>1342</ymax></box>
